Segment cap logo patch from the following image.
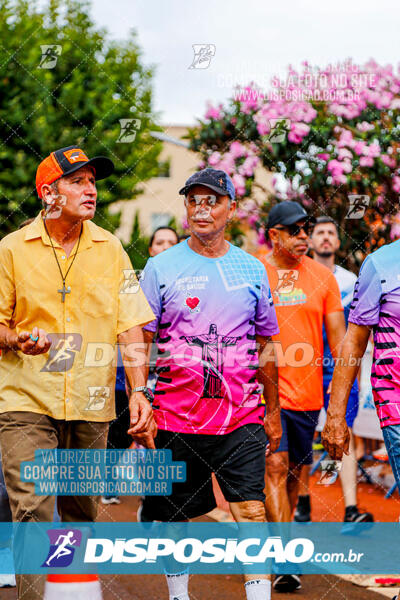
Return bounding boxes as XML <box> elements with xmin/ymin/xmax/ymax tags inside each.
<box><xmin>218</xmin><ymin>178</ymin><xmax>224</xmax><ymax>185</ymax></box>
<box><xmin>63</xmin><ymin>148</ymin><xmax>89</xmax><ymax>164</ymax></box>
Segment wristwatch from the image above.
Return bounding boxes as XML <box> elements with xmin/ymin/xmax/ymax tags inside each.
<box><xmin>131</xmin><ymin>386</ymin><xmax>154</xmax><ymax>403</ymax></box>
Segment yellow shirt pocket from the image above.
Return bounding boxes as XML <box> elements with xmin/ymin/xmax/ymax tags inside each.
<box><xmin>81</xmin><ymin>276</ymin><xmax>116</xmax><ymax>319</ymax></box>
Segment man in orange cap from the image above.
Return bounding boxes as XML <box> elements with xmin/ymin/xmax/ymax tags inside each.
<box><xmin>0</xmin><ymin>146</ymin><xmax>155</xmax><ymax>599</ymax></box>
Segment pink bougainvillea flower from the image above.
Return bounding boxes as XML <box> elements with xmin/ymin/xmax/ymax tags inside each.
<box><xmin>359</xmin><ymin>156</ymin><xmax>374</xmax><ymax>167</ymax></box>
<box><xmin>382</xmin><ymin>154</ymin><xmax>396</xmax><ymax>168</ymax></box>
<box><xmin>232</xmin><ymin>173</ymin><xmax>246</xmax><ymax>196</ymax></box>
<box><xmin>204</xmin><ymin>102</ymin><xmax>223</xmax><ymax>120</ymax></box>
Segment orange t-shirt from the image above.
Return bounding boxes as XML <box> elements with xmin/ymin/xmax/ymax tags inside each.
<box><xmin>259</xmin><ymin>254</ymin><xmax>343</xmax><ymax>411</ymax></box>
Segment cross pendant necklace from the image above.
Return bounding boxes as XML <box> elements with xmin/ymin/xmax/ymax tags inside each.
<box><xmin>58</xmin><ymin>283</ymin><xmax>71</xmax><ymax>303</ymax></box>
<box><xmin>43</xmin><ymin>219</ymin><xmax>83</xmax><ymax>303</ymax></box>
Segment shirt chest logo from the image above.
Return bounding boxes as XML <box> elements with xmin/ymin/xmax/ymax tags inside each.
<box><xmin>275</xmin><ymin>269</ymin><xmax>299</xmax><ymax>294</ymax></box>
<box><xmin>184</xmin><ymin>295</ymin><xmax>200</xmax><ymax>313</ymax></box>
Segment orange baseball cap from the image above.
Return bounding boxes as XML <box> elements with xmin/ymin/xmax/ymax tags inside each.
<box><xmin>36</xmin><ymin>145</ymin><xmax>114</xmax><ymax>198</ymax></box>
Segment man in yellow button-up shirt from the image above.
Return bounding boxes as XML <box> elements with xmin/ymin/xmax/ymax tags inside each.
<box><xmin>0</xmin><ymin>146</ymin><xmax>155</xmax><ymax>600</ymax></box>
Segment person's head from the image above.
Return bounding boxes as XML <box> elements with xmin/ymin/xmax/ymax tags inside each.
<box><xmin>267</xmin><ymin>200</ymin><xmax>315</xmax><ymax>261</ymax></box>
<box><xmin>179</xmin><ymin>168</ymin><xmax>236</xmax><ymax>241</ymax></box>
<box><xmin>36</xmin><ymin>146</ymin><xmax>114</xmax><ymax>223</ymax></box>
<box><xmin>310</xmin><ymin>216</ymin><xmax>340</xmax><ymax>258</ymax></box>
<box><xmin>149</xmin><ymin>226</ymin><xmax>179</xmax><ymax>256</ymax></box>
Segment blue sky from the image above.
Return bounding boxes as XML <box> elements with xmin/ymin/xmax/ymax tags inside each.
<box><xmin>89</xmin><ymin>0</ymin><xmax>400</xmax><ymax>125</ymax></box>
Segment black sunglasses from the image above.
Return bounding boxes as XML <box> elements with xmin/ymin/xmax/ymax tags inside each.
<box><xmin>273</xmin><ymin>222</ymin><xmax>313</xmax><ymax>236</ymax></box>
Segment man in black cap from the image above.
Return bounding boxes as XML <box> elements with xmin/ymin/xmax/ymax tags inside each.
<box><xmin>137</xmin><ymin>168</ymin><xmax>282</xmax><ymax>600</ymax></box>
<box><xmin>0</xmin><ymin>146</ymin><xmax>155</xmax><ymax>599</ymax></box>
<box><xmin>258</xmin><ymin>201</ymin><xmax>346</xmax><ymax>593</ymax></box>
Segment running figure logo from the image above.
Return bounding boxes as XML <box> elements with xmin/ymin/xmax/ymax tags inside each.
<box><xmin>85</xmin><ymin>386</ymin><xmax>110</xmax><ymax>411</ymax></box>
<box><xmin>180</xmin><ymin>324</ymin><xmax>240</xmax><ymax>398</ymax></box>
<box><xmin>42</xmin><ymin>529</ymin><xmax>82</xmax><ymax>568</ymax></box>
<box><xmin>275</xmin><ymin>269</ymin><xmax>299</xmax><ymax>295</ymax></box>
<box><xmin>39</xmin><ymin>45</ymin><xmax>62</xmax><ymax>69</ymax></box>
<box><xmin>120</xmin><ymin>269</ymin><xmax>144</xmax><ymax>294</ymax></box>
<box><xmin>188</xmin><ymin>44</ymin><xmax>216</xmax><ymax>69</ymax></box>
<box><xmin>41</xmin><ymin>334</ymin><xmax>82</xmax><ymax>372</ymax></box>
<box><xmin>268</xmin><ymin>118</ymin><xmax>291</xmax><ymax>143</ymax></box>
<box><xmin>117</xmin><ymin>118</ymin><xmax>141</xmax><ymax>143</ymax></box>
<box><xmin>346</xmin><ymin>195</ymin><xmax>370</xmax><ymax>219</ymax></box>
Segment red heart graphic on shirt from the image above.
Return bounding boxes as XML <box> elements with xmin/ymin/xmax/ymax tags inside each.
<box><xmin>186</xmin><ymin>297</ymin><xmax>200</xmax><ymax>310</ymax></box>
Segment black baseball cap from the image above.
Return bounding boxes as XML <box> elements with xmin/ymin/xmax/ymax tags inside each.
<box><xmin>36</xmin><ymin>145</ymin><xmax>114</xmax><ymax>198</ymax></box>
<box><xmin>267</xmin><ymin>201</ymin><xmax>315</xmax><ymax>230</ymax></box>
<box><xmin>179</xmin><ymin>168</ymin><xmax>236</xmax><ymax>200</ymax></box>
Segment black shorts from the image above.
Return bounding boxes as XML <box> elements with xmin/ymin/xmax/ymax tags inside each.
<box><xmin>275</xmin><ymin>408</ymin><xmax>320</xmax><ymax>466</ymax></box>
<box><xmin>141</xmin><ymin>423</ymin><xmax>267</xmax><ymax>521</ymax></box>
<box><xmin>107</xmin><ymin>390</ymin><xmax>131</xmax><ymax>450</ymax></box>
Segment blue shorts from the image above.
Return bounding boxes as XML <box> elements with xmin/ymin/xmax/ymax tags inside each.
<box><xmin>382</xmin><ymin>425</ymin><xmax>400</xmax><ymax>489</ymax></box>
<box><xmin>275</xmin><ymin>409</ymin><xmax>320</xmax><ymax>466</ymax></box>
<box><xmin>323</xmin><ymin>380</ymin><xmax>359</xmax><ymax>428</ymax></box>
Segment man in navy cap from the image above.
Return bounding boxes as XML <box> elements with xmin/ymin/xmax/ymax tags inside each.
<box><xmin>136</xmin><ymin>168</ymin><xmax>282</xmax><ymax>600</ymax></box>
<box><xmin>258</xmin><ymin>201</ymin><xmax>346</xmax><ymax>593</ymax></box>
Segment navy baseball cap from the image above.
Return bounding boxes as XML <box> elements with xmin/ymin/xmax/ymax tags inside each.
<box><xmin>267</xmin><ymin>201</ymin><xmax>315</xmax><ymax>230</ymax></box>
<box><xmin>179</xmin><ymin>168</ymin><xmax>236</xmax><ymax>200</ymax></box>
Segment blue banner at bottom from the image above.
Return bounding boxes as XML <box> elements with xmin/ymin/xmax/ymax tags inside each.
<box><xmin>0</xmin><ymin>522</ymin><xmax>397</xmax><ymax>575</ymax></box>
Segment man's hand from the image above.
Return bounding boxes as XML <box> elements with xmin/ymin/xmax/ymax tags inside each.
<box><xmin>264</xmin><ymin>409</ymin><xmax>282</xmax><ymax>457</ymax></box>
<box><xmin>321</xmin><ymin>415</ymin><xmax>350</xmax><ymax>460</ymax></box>
<box><xmin>127</xmin><ymin>392</ymin><xmax>157</xmax><ymax>449</ymax></box>
<box><xmin>13</xmin><ymin>327</ymin><xmax>51</xmax><ymax>355</ymax></box>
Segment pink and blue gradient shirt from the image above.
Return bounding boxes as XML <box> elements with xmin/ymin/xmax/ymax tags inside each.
<box><xmin>140</xmin><ymin>239</ymin><xmax>279</xmax><ymax>435</ymax></box>
<box><xmin>349</xmin><ymin>240</ymin><xmax>400</xmax><ymax>428</ymax></box>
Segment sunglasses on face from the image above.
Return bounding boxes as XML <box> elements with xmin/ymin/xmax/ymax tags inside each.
<box><xmin>273</xmin><ymin>221</ymin><xmax>313</xmax><ymax>236</ymax></box>
<box><xmin>185</xmin><ymin>194</ymin><xmax>221</xmax><ymax>208</ymax></box>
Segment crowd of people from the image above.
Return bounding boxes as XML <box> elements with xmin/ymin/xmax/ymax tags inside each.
<box><xmin>0</xmin><ymin>146</ymin><xmax>399</xmax><ymax>600</ymax></box>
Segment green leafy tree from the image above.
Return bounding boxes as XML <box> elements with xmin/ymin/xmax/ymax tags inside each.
<box><xmin>124</xmin><ymin>212</ymin><xmax>150</xmax><ymax>272</ymax></box>
<box><xmin>0</xmin><ymin>0</ymin><xmax>162</xmax><ymax>236</ymax></box>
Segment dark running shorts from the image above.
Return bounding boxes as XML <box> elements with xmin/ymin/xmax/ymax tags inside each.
<box><xmin>275</xmin><ymin>408</ymin><xmax>320</xmax><ymax>466</ymax></box>
<box><xmin>141</xmin><ymin>423</ymin><xmax>267</xmax><ymax>522</ymax></box>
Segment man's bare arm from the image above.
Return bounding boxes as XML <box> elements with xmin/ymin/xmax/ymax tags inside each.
<box><xmin>256</xmin><ymin>335</ymin><xmax>281</xmax><ymax>455</ymax></box>
<box><xmin>118</xmin><ymin>325</ymin><xmax>157</xmax><ymax>449</ymax></box>
<box><xmin>321</xmin><ymin>323</ymin><xmax>370</xmax><ymax>460</ymax></box>
<box><xmin>324</xmin><ymin>310</ymin><xmax>346</xmax><ymax>361</ymax></box>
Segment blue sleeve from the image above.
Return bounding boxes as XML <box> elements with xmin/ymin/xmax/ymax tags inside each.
<box><xmin>115</xmin><ymin>346</ymin><xmax>126</xmax><ymax>392</ymax></box>
<box><xmin>255</xmin><ymin>268</ymin><xmax>280</xmax><ymax>337</ymax></box>
<box><xmin>140</xmin><ymin>259</ymin><xmax>162</xmax><ymax>332</ymax></box>
<box><xmin>348</xmin><ymin>257</ymin><xmax>382</xmax><ymax>326</ymax></box>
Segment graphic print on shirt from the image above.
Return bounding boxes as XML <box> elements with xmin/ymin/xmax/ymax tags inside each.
<box><xmin>41</xmin><ymin>334</ymin><xmax>82</xmax><ymax>372</ymax></box>
<box><xmin>140</xmin><ymin>240</ymin><xmax>279</xmax><ymax>434</ymax></box>
<box><xmin>177</xmin><ymin>275</ymin><xmax>208</xmax><ymax>313</ymax></box>
<box><xmin>273</xmin><ymin>269</ymin><xmax>306</xmax><ymax>307</ymax></box>
<box><xmin>184</xmin><ymin>294</ymin><xmax>201</xmax><ymax>313</ymax></box>
<box><xmin>180</xmin><ymin>324</ymin><xmax>241</xmax><ymax>398</ymax></box>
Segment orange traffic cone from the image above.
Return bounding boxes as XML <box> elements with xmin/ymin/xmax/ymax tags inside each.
<box><xmin>44</xmin><ymin>573</ymin><xmax>102</xmax><ymax>599</ymax></box>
